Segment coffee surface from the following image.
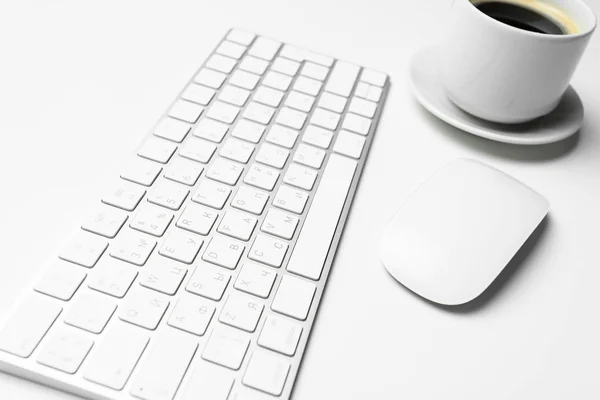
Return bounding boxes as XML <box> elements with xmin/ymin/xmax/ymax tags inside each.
<box><xmin>471</xmin><ymin>0</ymin><xmax>579</xmax><ymax>34</ymax></box>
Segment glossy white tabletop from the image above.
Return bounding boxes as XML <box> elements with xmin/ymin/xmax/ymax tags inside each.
<box><xmin>1</xmin><ymin>1</ymin><xmax>599</xmax><ymax>399</ymax></box>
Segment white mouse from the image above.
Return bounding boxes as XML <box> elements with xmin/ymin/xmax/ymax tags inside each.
<box><xmin>380</xmin><ymin>159</ymin><xmax>549</xmax><ymax>306</ymax></box>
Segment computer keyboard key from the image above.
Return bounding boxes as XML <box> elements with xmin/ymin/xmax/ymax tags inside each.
<box><xmin>82</xmin><ymin>205</ymin><xmax>129</xmax><ymax>239</ymax></box>
<box><xmin>280</xmin><ymin>45</ymin><xmax>334</xmax><ymax>67</ymax></box>
<box><xmin>176</xmin><ymin>203</ymin><xmax>218</xmax><ymax>236</ymax></box>
<box><xmin>301</xmin><ymin>62</ymin><xmax>329</xmax><ymax>81</ymax></box>
<box><xmin>138</xmin><ymin>137</ymin><xmax>177</xmax><ymax>164</ymax></box>
<box><xmin>206</xmin><ymin>53</ymin><xmax>238</xmax><ymax>74</ymax></box>
<box><xmin>194</xmin><ymin>118</ymin><xmax>229</xmax><ymax>143</ymax></box>
<box><xmin>207</xmin><ymin>101</ymin><xmax>240</xmax><ymax>125</ymax></box>
<box><xmin>154</xmin><ymin>117</ymin><xmax>191</xmax><ymax>143</ymax></box>
<box><xmin>121</xmin><ymin>157</ymin><xmax>162</xmax><ymax>187</ymax></box>
<box><xmin>139</xmin><ymin>257</ymin><xmax>187</xmax><ymax>296</ymax></box>
<box><xmin>234</xmin><ymin>263</ymin><xmax>277</xmax><ymax>298</ymax></box>
<box><xmin>83</xmin><ymin>323</ymin><xmax>149</xmax><ymax>390</ymax></box>
<box><xmin>253</xmin><ymin>85</ymin><xmax>284</xmax><ymax>108</ymax></box>
<box><xmin>154</xmin><ymin>117</ymin><xmax>192</xmax><ymax>143</ymax></box>
<box><xmin>354</xmin><ymin>82</ymin><xmax>371</xmax><ymax>99</ymax></box>
<box><xmin>360</xmin><ymin>68</ymin><xmax>387</xmax><ymax>87</ymax></box>
<box><xmin>293</xmin><ymin>76</ymin><xmax>321</xmax><ymax>97</ymax></box>
<box><xmin>255</xmin><ymin>142</ymin><xmax>290</xmax><ymax>169</ymax></box>
<box><xmin>59</xmin><ymin>230</ymin><xmax>108</xmax><ymax>268</ymax></box>
<box><xmin>168</xmin><ymin>100</ymin><xmax>204</xmax><ymax>124</ymax></box>
<box><xmin>244</xmin><ymin>163</ymin><xmax>279</xmax><ymax>191</ymax></box>
<box><xmin>239</xmin><ymin>56</ymin><xmax>269</xmax><ymax>75</ymax></box>
<box><xmin>278</xmin><ymin>44</ymin><xmax>304</xmax><ymax>62</ymax></box>
<box><xmin>34</xmin><ymin>259</ymin><xmax>86</xmax><ymax>301</ymax></box>
<box><xmin>202</xmin><ymin>235</ymin><xmax>244</xmax><ymax>270</ymax></box>
<box><xmin>0</xmin><ymin>295</ymin><xmax>62</xmax><ymax>358</ymax></box>
<box><xmin>333</xmin><ymin>130</ymin><xmax>366</xmax><ymax>159</ymax></box>
<box><xmin>130</xmin><ymin>203</ymin><xmax>174</xmax><ymax>237</ymax></box>
<box><xmin>285</xmin><ymin>91</ymin><xmax>314</xmax><ymax>113</ymax></box>
<box><xmin>261</xmin><ymin>208</ymin><xmax>298</xmax><ymax>240</ymax></box>
<box><xmin>283</xmin><ymin>163</ymin><xmax>318</xmax><ymax>191</ymax></box>
<box><xmin>325</xmin><ymin>61</ymin><xmax>360</xmax><ymax>97</ymax></box>
<box><xmin>119</xmin><ymin>288</ymin><xmax>169</xmax><ymax>330</ymax></box>
<box><xmin>273</xmin><ymin>185</ymin><xmax>308</xmax><ymax>214</ymax></box>
<box><xmin>271</xmin><ymin>57</ymin><xmax>300</xmax><ymax>76</ymax></box>
<box><xmin>164</xmin><ymin>157</ymin><xmax>203</xmax><ymax>186</ymax></box>
<box><xmin>368</xmin><ymin>86</ymin><xmax>383</xmax><ymax>103</ymax></box>
<box><xmin>348</xmin><ymin>96</ymin><xmax>377</xmax><ymax>118</ymax></box>
<box><xmin>192</xmin><ymin>179</ymin><xmax>231</xmax><ymax>209</ymax></box>
<box><xmin>248</xmin><ymin>234</ymin><xmax>288</xmax><ymax>268</ymax></box>
<box><xmin>110</xmin><ymin>229</ymin><xmax>157</xmax><ymax>266</ymax></box>
<box><xmin>177</xmin><ymin>362</ymin><xmax>234</xmax><ymax>400</ymax></box>
<box><xmin>354</xmin><ymin>81</ymin><xmax>382</xmax><ymax>103</ymax></box>
<box><xmin>121</xmin><ymin>156</ymin><xmax>162</xmax><ymax>186</ymax></box>
<box><xmin>202</xmin><ymin>327</ymin><xmax>250</xmax><ymax>370</ymax></box>
<box><xmin>230</xmin><ymin>70</ymin><xmax>261</xmax><ymax>91</ymax></box>
<box><xmin>242</xmin><ymin>351</ymin><xmax>290</xmax><ymax>396</ymax></box>
<box><xmin>186</xmin><ymin>262</ymin><xmax>231</xmax><ymax>301</ymax></box>
<box><xmin>195</xmin><ymin>68</ymin><xmax>227</xmax><ymax>89</ymax></box>
<box><xmin>293</xmin><ymin>143</ymin><xmax>326</xmax><ymax>169</ymax></box>
<box><xmin>206</xmin><ymin>158</ymin><xmax>244</xmax><ymax>185</ymax></box>
<box><xmin>88</xmin><ymin>257</ymin><xmax>138</xmax><ymax>298</ymax></box>
<box><xmin>37</xmin><ymin>330</ymin><xmax>93</xmax><ymax>374</ymax></box>
<box><xmin>318</xmin><ymin>92</ymin><xmax>347</xmax><ymax>114</ymax></box>
<box><xmin>216</xmin><ymin>40</ymin><xmax>246</xmax><ymax>60</ymax></box>
<box><xmin>275</xmin><ymin>107</ymin><xmax>306</xmax><ymax>131</ymax></box>
<box><xmin>248</xmin><ymin>37</ymin><xmax>281</xmax><ymax>61</ymax></box>
<box><xmin>219</xmin><ymin>84</ymin><xmax>251</xmax><ymax>107</ymax></box>
<box><xmin>159</xmin><ymin>228</ymin><xmax>203</xmax><ymax>264</ymax></box>
<box><xmin>303</xmin><ymin>51</ymin><xmax>334</xmax><ymax>68</ymax></box>
<box><xmin>342</xmin><ymin>112</ymin><xmax>372</xmax><ymax>136</ymax></box>
<box><xmin>232</xmin><ymin>119</ymin><xmax>266</xmax><ymax>143</ymax></box>
<box><xmin>168</xmin><ymin>294</ymin><xmax>215</xmax><ymax>336</ymax></box>
<box><xmin>227</xmin><ymin>29</ymin><xmax>256</xmax><ymax>46</ymax></box>
<box><xmin>180</xmin><ymin>137</ymin><xmax>217</xmax><ymax>164</ymax></box>
<box><xmin>243</xmin><ymin>101</ymin><xmax>275</xmax><ymax>125</ymax></box>
<box><xmin>258</xmin><ymin>315</ymin><xmax>302</xmax><ymax>356</ymax></box>
<box><xmin>302</xmin><ymin>124</ymin><xmax>333</xmax><ymax>149</ymax></box>
<box><xmin>310</xmin><ymin>107</ymin><xmax>340</xmax><ymax>131</ymax></box>
<box><xmin>63</xmin><ymin>291</ymin><xmax>116</xmax><ymax>334</ymax></box>
<box><xmin>129</xmin><ymin>330</ymin><xmax>197</xmax><ymax>400</ymax></box>
<box><xmin>220</xmin><ymin>138</ymin><xmax>255</xmax><ymax>164</ymax></box>
<box><xmin>147</xmin><ymin>180</ymin><xmax>189</xmax><ymax>211</ymax></box>
<box><xmin>271</xmin><ymin>276</ymin><xmax>316</xmax><ymax>321</ymax></box>
<box><xmin>266</xmin><ymin>125</ymin><xmax>298</xmax><ymax>149</ymax></box>
<box><xmin>182</xmin><ymin>83</ymin><xmax>216</xmax><ymax>106</ymax></box>
<box><xmin>102</xmin><ymin>180</ymin><xmax>146</xmax><ymax>211</ymax></box>
<box><xmin>217</xmin><ymin>210</ymin><xmax>257</xmax><ymax>241</ymax></box>
<box><xmin>262</xmin><ymin>71</ymin><xmax>292</xmax><ymax>92</ymax></box>
<box><xmin>286</xmin><ymin>154</ymin><xmax>356</xmax><ymax>280</ymax></box>
<box><xmin>219</xmin><ymin>293</ymin><xmax>264</xmax><ymax>332</ymax></box>
<box><xmin>231</xmin><ymin>185</ymin><xmax>269</xmax><ymax>215</ymax></box>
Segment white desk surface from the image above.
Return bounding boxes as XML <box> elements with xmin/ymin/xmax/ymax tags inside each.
<box><xmin>1</xmin><ymin>0</ymin><xmax>599</xmax><ymax>399</ymax></box>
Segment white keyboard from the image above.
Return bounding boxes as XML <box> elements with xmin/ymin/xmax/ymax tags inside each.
<box><xmin>0</xmin><ymin>29</ymin><xmax>389</xmax><ymax>400</ymax></box>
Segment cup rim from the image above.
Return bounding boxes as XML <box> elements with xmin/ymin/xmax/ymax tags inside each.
<box><xmin>465</xmin><ymin>0</ymin><xmax>597</xmax><ymax>39</ymax></box>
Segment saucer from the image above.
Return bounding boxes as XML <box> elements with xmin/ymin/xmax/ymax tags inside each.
<box><xmin>409</xmin><ymin>47</ymin><xmax>583</xmax><ymax>145</ymax></box>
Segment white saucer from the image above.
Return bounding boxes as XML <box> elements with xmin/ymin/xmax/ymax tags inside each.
<box><xmin>409</xmin><ymin>47</ymin><xmax>583</xmax><ymax>145</ymax></box>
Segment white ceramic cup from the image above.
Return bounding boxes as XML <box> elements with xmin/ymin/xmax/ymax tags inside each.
<box><xmin>439</xmin><ymin>0</ymin><xmax>596</xmax><ymax>124</ymax></box>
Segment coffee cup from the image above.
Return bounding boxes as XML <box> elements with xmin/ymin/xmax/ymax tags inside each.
<box><xmin>439</xmin><ymin>0</ymin><xmax>596</xmax><ymax>124</ymax></box>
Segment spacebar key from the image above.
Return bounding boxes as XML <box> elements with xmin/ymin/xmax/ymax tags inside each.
<box><xmin>287</xmin><ymin>154</ymin><xmax>357</xmax><ymax>280</ymax></box>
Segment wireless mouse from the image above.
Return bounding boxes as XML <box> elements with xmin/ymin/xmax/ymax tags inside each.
<box><xmin>380</xmin><ymin>159</ymin><xmax>549</xmax><ymax>306</ymax></box>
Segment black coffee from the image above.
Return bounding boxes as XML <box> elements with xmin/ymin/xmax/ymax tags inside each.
<box><xmin>474</xmin><ymin>1</ymin><xmax>568</xmax><ymax>34</ymax></box>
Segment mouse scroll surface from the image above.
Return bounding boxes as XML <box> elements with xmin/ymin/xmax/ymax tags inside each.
<box><xmin>381</xmin><ymin>159</ymin><xmax>549</xmax><ymax>306</ymax></box>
